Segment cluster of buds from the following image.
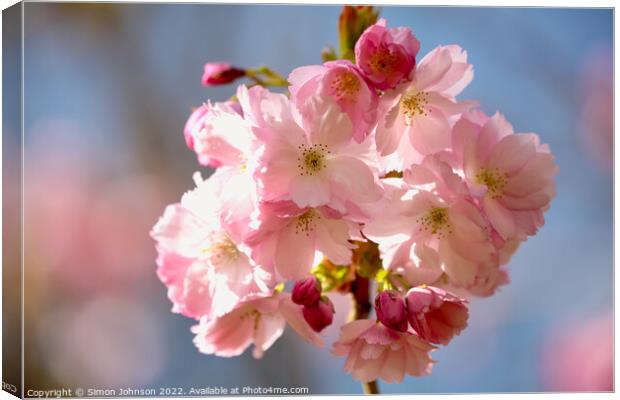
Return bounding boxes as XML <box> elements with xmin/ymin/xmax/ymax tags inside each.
<box><xmin>292</xmin><ymin>277</ymin><xmax>335</xmax><ymax>332</ymax></box>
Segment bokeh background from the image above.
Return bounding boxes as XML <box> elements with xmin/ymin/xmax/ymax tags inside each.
<box><xmin>4</xmin><ymin>4</ymin><xmax>613</xmax><ymax>395</ymax></box>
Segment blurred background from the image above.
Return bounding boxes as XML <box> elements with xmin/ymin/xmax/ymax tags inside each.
<box><xmin>4</xmin><ymin>4</ymin><xmax>613</xmax><ymax>395</ymax></box>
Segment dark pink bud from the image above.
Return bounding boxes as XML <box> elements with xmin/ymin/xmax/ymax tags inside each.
<box><xmin>354</xmin><ymin>18</ymin><xmax>420</xmax><ymax>90</ymax></box>
<box><xmin>375</xmin><ymin>290</ymin><xmax>408</xmax><ymax>332</ymax></box>
<box><xmin>201</xmin><ymin>62</ymin><xmax>246</xmax><ymax>86</ymax></box>
<box><xmin>405</xmin><ymin>286</ymin><xmax>469</xmax><ymax>345</ymax></box>
<box><xmin>302</xmin><ymin>297</ymin><xmax>334</xmax><ymax>332</ymax></box>
<box><xmin>292</xmin><ymin>277</ymin><xmax>322</xmax><ymax>307</ymax></box>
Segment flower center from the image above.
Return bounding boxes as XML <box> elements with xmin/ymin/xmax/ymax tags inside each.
<box><xmin>295</xmin><ymin>209</ymin><xmax>319</xmax><ymax>236</ymax></box>
<box><xmin>417</xmin><ymin>207</ymin><xmax>451</xmax><ymax>237</ymax></box>
<box><xmin>329</xmin><ymin>70</ymin><xmax>361</xmax><ymax>102</ymax></box>
<box><xmin>369</xmin><ymin>48</ymin><xmax>398</xmax><ymax>75</ymax></box>
<box><xmin>400</xmin><ymin>91</ymin><xmax>430</xmax><ymax>123</ymax></box>
<box><xmin>297</xmin><ymin>144</ymin><xmax>329</xmax><ymax>176</ymax></box>
<box><xmin>240</xmin><ymin>308</ymin><xmax>262</xmax><ymax>331</ymax></box>
<box><xmin>475</xmin><ymin>168</ymin><xmax>507</xmax><ymax>199</ymax></box>
<box><xmin>202</xmin><ymin>234</ymin><xmax>241</xmax><ymax>267</ymax></box>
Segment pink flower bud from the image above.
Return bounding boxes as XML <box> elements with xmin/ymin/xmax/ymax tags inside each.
<box><xmin>355</xmin><ymin>18</ymin><xmax>420</xmax><ymax>91</ymax></box>
<box><xmin>405</xmin><ymin>286</ymin><xmax>469</xmax><ymax>345</ymax></box>
<box><xmin>374</xmin><ymin>290</ymin><xmax>408</xmax><ymax>332</ymax></box>
<box><xmin>201</xmin><ymin>62</ymin><xmax>245</xmax><ymax>86</ymax></box>
<box><xmin>292</xmin><ymin>277</ymin><xmax>322</xmax><ymax>307</ymax></box>
<box><xmin>302</xmin><ymin>297</ymin><xmax>334</xmax><ymax>332</ymax></box>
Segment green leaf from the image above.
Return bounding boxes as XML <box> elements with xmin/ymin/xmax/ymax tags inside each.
<box><xmin>321</xmin><ymin>46</ymin><xmax>338</xmax><ymax>63</ymax></box>
<box><xmin>375</xmin><ymin>268</ymin><xmax>395</xmax><ymax>292</ymax></box>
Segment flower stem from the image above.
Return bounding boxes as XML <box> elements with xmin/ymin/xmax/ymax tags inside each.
<box><xmin>348</xmin><ymin>274</ymin><xmax>380</xmax><ymax>395</ymax></box>
<box><xmin>245</xmin><ymin>66</ymin><xmax>289</xmax><ymax>88</ymax></box>
<box><xmin>362</xmin><ymin>380</ymin><xmax>379</xmax><ymax>395</ymax></box>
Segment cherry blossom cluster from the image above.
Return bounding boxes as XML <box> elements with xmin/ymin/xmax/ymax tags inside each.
<box><xmin>151</xmin><ymin>16</ymin><xmax>557</xmax><ymax>386</ymax></box>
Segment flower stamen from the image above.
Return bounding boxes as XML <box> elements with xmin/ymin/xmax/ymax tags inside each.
<box><xmin>297</xmin><ymin>144</ymin><xmax>329</xmax><ymax>176</ymax></box>
<box><xmin>417</xmin><ymin>207</ymin><xmax>451</xmax><ymax>238</ymax></box>
<box><xmin>240</xmin><ymin>308</ymin><xmax>262</xmax><ymax>332</ymax></box>
<box><xmin>295</xmin><ymin>209</ymin><xmax>319</xmax><ymax>236</ymax></box>
<box><xmin>368</xmin><ymin>48</ymin><xmax>398</xmax><ymax>75</ymax></box>
<box><xmin>475</xmin><ymin>168</ymin><xmax>507</xmax><ymax>199</ymax></box>
<box><xmin>400</xmin><ymin>91</ymin><xmax>430</xmax><ymax>123</ymax></box>
<box><xmin>329</xmin><ymin>70</ymin><xmax>361</xmax><ymax>102</ymax></box>
<box><xmin>202</xmin><ymin>234</ymin><xmax>241</xmax><ymax>266</ymax></box>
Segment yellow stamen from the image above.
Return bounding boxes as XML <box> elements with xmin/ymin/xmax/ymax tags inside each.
<box><xmin>240</xmin><ymin>308</ymin><xmax>261</xmax><ymax>332</ymax></box>
<box><xmin>475</xmin><ymin>168</ymin><xmax>507</xmax><ymax>199</ymax></box>
<box><xmin>201</xmin><ymin>235</ymin><xmax>240</xmax><ymax>265</ymax></box>
<box><xmin>369</xmin><ymin>49</ymin><xmax>398</xmax><ymax>75</ymax></box>
<box><xmin>329</xmin><ymin>70</ymin><xmax>361</xmax><ymax>101</ymax></box>
<box><xmin>297</xmin><ymin>144</ymin><xmax>329</xmax><ymax>176</ymax></box>
<box><xmin>417</xmin><ymin>207</ymin><xmax>451</xmax><ymax>238</ymax></box>
<box><xmin>400</xmin><ymin>91</ymin><xmax>430</xmax><ymax>123</ymax></box>
<box><xmin>295</xmin><ymin>209</ymin><xmax>319</xmax><ymax>236</ymax></box>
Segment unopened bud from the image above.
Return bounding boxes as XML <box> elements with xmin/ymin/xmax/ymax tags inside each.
<box><xmin>302</xmin><ymin>297</ymin><xmax>335</xmax><ymax>332</ymax></box>
<box><xmin>201</xmin><ymin>62</ymin><xmax>245</xmax><ymax>86</ymax></box>
<box><xmin>375</xmin><ymin>290</ymin><xmax>408</xmax><ymax>332</ymax></box>
<box><xmin>292</xmin><ymin>277</ymin><xmax>322</xmax><ymax>307</ymax></box>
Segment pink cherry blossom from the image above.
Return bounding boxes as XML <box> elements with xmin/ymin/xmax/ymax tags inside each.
<box><xmin>355</xmin><ymin>18</ymin><xmax>420</xmax><ymax>91</ymax></box>
<box><xmin>374</xmin><ymin>290</ymin><xmax>408</xmax><ymax>332</ymax></box>
<box><xmin>448</xmin><ymin>262</ymin><xmax>510</xmax><ymax>298</ymax></box>
<box><xmin>192</xmin><ymin>292</ymin><xmax>323</xmax><ymax>359</ymax></box>
<box><xmin>184</xmin><ymin>87</ymin><xmax>255</xmax><ymax>168</ymax></box>
<box><xmin>405</xmin><ymin>286</ymin><xmax>468</xmax><ymax>345</ymax></box>
<box><xmin>150</xmin><ymin>172</ymin><xmax>269</xmax><ymax>320</ymax></box>
<box><xmin>332</xmin><ymin>320</ymin><xmax>436</xmax><ymax>383</ymax></box>
<box><xmin>453</xmin><ymin>111</ymin><xmax>558</xmax><ymax>240</ymax></box>
<box><xmin>363</xmin><ymin>167</ymin><xmax>500</xmax><ymax>293</ymax></box>
<box><xmin>246</xmin><ymin>200</ymin><xmax>359</xmax><ymax>280</ymax></box>
<box><xmin>235</xmin><ymin>84</ymin><xmax>292</xmax><ymax>133</ymax></box>
<box><xmin>375</xmin><ymin>45</ymin><xmax>476</xmax><ymax>168</ymax></box>
<box><xmin>249</xmin><ymin>89</ymin><xmax>383</xmax><ymax>215</ymax></box>
<box><xmin>154</xmin><ymin>14</ymin><xmax>561</xmax><ymax>385</ymax></box>
<box><xmin>201</xmin><ymin>62</ymin><xmax>245</xmax><ymax>86</ymax></box>
<box><xmin>289</xmin><ymin>60</ymin><xmax>378</xmax><ymax>143</ymax></box>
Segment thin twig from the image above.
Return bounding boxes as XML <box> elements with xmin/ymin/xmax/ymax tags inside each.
<box><xmin>362</xmin><ymin>381</ymin><xmax>379</xmax><ymax>395</ymax></box>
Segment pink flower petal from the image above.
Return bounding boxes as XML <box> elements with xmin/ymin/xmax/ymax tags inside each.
<box><xmin>413</xmin><ymin>47</ymin><xmax>453</xmax><ymax>90</ymax></box>
<box><xmin>252</xmin><ymin>313</ymin><xmax>286</xmax><ymax>359</ymax></box>
<box><xmin>408</xmin><ymin>108</ymin><xmax>452</xmax><ymax>155</ymax></box>
<box><xmin>274</xmin><ymin>223</ymin><xmax>316</xmax><ymax>279</ymax></box>
<box><xmin>327</xmin><ymin>156</ymin><xmax>383</xmax><ymax>203</ymax></box>
<box><xmin>279</xmin><ymin>296</ymin><xmax>324</xmax><ymax>348</ymax></box>
<box><xmin>488</xmin><ymin>133</ymin><xmax>537</xmax><ymax>173</ymax></box>
<box><xmin>289</xmin><ymin>173</ymin><xmax>331</xmax><ymax>208</ymax></box>
<box><xmin>315</xmin><ymin>218</ymin><xmax>355</xmax><ymax>265</ymax></box>
<box><xmin>483</xmin><ymin>196</ymin><xmax>517</xmax><ymax>240</ymax></box>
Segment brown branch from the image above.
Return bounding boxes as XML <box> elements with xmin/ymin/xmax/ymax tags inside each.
<box><xmin>362</xmin><ymin>380</ymin><xmax>379</xmax><ymax>395</ymax></box>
